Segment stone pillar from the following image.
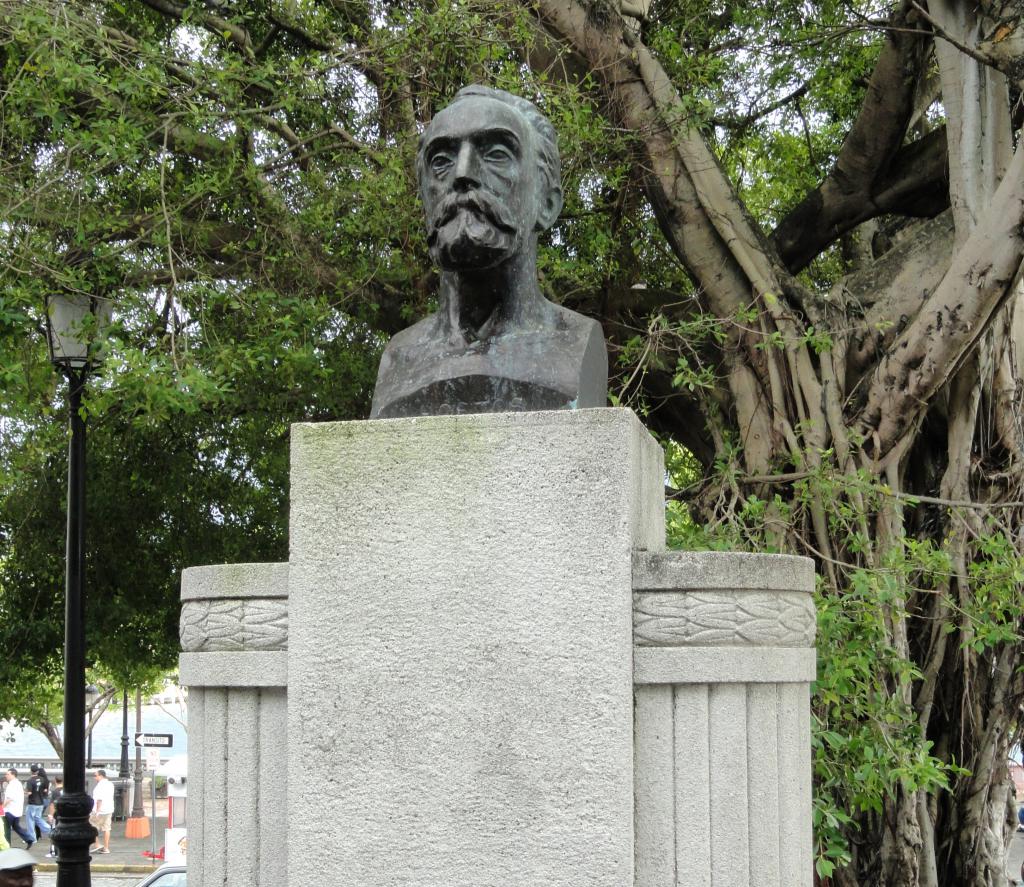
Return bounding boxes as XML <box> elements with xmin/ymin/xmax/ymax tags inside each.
<box><xmin>179</xmin><ymin>563</ymin><xmax>289</xmax><ymax>887</ymax></box>
<box><xmin>631</xmin><ymin>550</ymin><xmax>817</xmax><ymax>887</ymax></box>
<box><xmin>287</xmin><ymin>409</ymin><xmax>664</xmax><ymax>887</ymax></box>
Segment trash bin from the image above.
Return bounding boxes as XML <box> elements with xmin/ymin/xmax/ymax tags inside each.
<box><xmin>113</xmin><ymin>779</ymin><xmax>129</xmax><ymax>821</ymax></box>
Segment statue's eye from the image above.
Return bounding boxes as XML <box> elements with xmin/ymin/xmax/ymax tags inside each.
<box><xmin>429</xmin><ymin>153</ymin><xmax>453</xmax><ymax>175</ymax></box>
<box><xmin>484</xmin><ymin>145</ymin><xmax>513</xmax><ymax>163</ymax></box>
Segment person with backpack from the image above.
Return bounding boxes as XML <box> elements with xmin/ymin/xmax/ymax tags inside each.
<box><xmin>23</xmin><ymin>767</ymin><xmax>49</xmax><ymax>843</ymax></box>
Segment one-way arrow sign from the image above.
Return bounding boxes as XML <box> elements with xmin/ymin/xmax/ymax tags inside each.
<box><xmin>134</xmin><ymin>732</ymin><xmax>173</xmax><ymax>748</ymax></box>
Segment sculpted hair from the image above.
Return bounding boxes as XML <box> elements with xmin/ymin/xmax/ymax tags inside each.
<box><xmin>417</xmin><ymin>85</ymin><xmax>563</xmax><ymax>217</ymax></box>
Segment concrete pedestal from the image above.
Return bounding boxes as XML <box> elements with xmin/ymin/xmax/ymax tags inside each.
<box><xmin>287</xmin><ymin>409</ymin><xmax>663</xmax><ymax>887</ymax></box>
<box><xmin>179</xmin><ymin>409</ymin><xmax>817</xmax><ymax>887</ymax></box>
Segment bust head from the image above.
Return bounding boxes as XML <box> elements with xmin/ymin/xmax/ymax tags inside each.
<box><xmin>417</xmin><ymin>86</ymin><xmax>563</xmax><ymax>273</ymax></box>
<box><xmin>369</xmin><ymin>87</ymin><xmax>607</xmax><ymax>419</ymax></box>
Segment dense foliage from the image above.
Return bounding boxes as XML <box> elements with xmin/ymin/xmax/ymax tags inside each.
<box><xmin>1</xmin><ymin>2</ymin><xmax>1022</xmax><ymax>884</ymax></box>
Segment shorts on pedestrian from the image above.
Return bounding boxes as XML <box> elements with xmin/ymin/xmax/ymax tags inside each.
<box><xmin>89</xmin><ymin>812</ymin><xmax>112</xmax><ymax>833</ymax></box>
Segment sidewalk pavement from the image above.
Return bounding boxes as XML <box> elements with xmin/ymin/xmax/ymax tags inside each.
<box><xmin>15</xmin><ymin>817</ymin><xmax>168</xmax><ymax>876</ymax></box>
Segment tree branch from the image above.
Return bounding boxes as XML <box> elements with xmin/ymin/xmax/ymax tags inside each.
<box><xmin>771</xmin><ymin>2</ymin><xmax>935</xmax><ymax>271</ymax></box>
<box><xmin>844</xmin><ymin>210</ymin><xmax>955</xmax><ymax>381</ymax></box>
<box><xmin>520</xmin><ymin>0</ymin><xmax>753</xmax><ymax>320</ymax></box>
<box><xmin>266</xmin><ymin>11</ymin><xmax>336</xmax><ymax>52</ymax></box>
<box><xmin>710</xmin><ymin>82</ymin><xmax>811</xmax><ymax>132</ymax></box>
<box><xmin>792</xmin><ymin>124</ymin><xmax>951</xmax><ymax>276</ymax></box>
<box><xmin>134</xmin><ymin>0</ymin><xmax>255</xmax><ymax>59</ymax></box>
<box><xmin>857</xmin><ymin>144</ymin><xmax>1024</xmax><ymax>454</ymax></box>
<box><xmin>911</xmin><ymin>0</ymin><xmax>1022</xmax><ymax>81</ymax></box>
<box><xmin>158</xmin><ymin>118</ymin><xmax>234</xmax><ymax>162</ymax></box>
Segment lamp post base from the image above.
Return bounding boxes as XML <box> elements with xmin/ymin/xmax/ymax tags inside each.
<box><xmin>52</xmin><ymin>791</ymin><xmax>97</xmax><ymax>887</ymax></box>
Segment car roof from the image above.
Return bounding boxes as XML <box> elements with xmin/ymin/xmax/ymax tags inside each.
<box><xmin>137</xmin><ymin>865</ymin><xmax>186</xmax><ymax>886</ymax></box>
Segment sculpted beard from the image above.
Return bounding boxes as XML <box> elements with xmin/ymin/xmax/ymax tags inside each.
<box><xmin>427</xmin><ymin>191</ymin><xmax>521</xmax><ymax>270</ymax></box>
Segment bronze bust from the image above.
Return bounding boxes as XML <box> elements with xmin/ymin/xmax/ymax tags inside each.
<box><xmin>370</xmin><ymin>86</ymin><xmax>607</xmax><ymax>419</ymax></box>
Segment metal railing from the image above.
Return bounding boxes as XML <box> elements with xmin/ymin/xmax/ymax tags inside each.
<box><xmin>0</xmin><ymin>756</ymin><xmax>162</xmax><ymax>777</ymax></box>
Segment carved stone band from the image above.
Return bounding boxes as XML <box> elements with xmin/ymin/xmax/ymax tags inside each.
<box><xmin>180</xmin><ymin>598</ymin><xmax>288</xmax><ymax>652</ymax></box>
<box><xmin>633</xmin><ymin>590</ymin><xmax>816</xmax><ymax>647</ymax></box>
<box><xmin>180</xmin><ymin>562</ymin><xmax>289</xmax><ymax>652</ymax></box>
<box><xmin>632</xmin><ymin>550</ymin><xmax>816</xmax><ymax>649</ymax></box>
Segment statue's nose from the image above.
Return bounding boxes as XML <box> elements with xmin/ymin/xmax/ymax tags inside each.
<box><xmin>453</xmin><ymin>142</ymin><xmax>481</xmax><ymax>191</ymax></box>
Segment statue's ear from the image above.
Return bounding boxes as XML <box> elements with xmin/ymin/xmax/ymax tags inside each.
<box><xmin>535</xmin><ymin>183</ymin><xmax>563</xmax><ymax>232</ymax></box>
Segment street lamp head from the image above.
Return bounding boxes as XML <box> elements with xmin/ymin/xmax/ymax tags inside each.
<box><xmin>44</xmin><ymin>293</ymin><xmax>112</xmax><ymax>370</ymax></box>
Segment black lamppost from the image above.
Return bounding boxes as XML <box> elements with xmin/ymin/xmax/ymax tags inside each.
<box><xmin>45</xmin><ymin>292</ymin><xmax>111</xmax><ymax>887</ymax></box>
<box><xmin>117</xmin><ymin>688</ymin><xmax>130</xmax><ymax>823</ymax></box>
<box><xmin>131</xmin><ymin>688</ymin><xmax>146</xmax><ymax>820</ymax></box>
<box><xmin>119</xmin><ymin>689</ymin><xmax>130</xmax><ymax>779</ymax></box>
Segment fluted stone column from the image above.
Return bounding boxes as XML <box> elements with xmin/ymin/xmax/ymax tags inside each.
<box><xmin>179</xmin><ymin>563</ymin><xmax>289</xmax><ymax>887</ymax></box>
<box><xmin>632</xmin><ymin>551</ymin><xmax>817</xmax><ymax>887</ymax></box>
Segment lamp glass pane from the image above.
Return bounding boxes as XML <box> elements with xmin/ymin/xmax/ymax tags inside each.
<box><xmin>46</xmin><ymin>294</ymin><xmax>111</xmax><ymax>367</ymax></box>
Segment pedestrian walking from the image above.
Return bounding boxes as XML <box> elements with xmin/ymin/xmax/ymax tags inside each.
<box><xmin>23</xmin><ymin>767</ymin><xmax>49</xmax><ymax>843</ymax></box>
<box><xmin>44</xmin><ymin>778</ymin><xmax>61</xmax><ymax>859</ymax></box>
<box><xmin>88</xmin><ymin>770</ymin><xmax>114</xmax><ymax>854</ymax></box>
<box><xmin>1</xmin><ymin>772</ymin><xmax>34</xmax><ymax>849</ymax></box>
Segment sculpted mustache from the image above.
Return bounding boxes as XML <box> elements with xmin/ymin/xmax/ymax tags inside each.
<box><xmin>429</xmin><ymin>193</ymin><xmax>518</xmax><ymax>235</ymax></box>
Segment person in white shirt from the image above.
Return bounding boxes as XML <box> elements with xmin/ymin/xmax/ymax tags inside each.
<box><xmin>88</xmin><ymin>770</ymin><xmax>115</xmax><ymax>854</ymax></box>
<box><xmin>2</xmin><ymin>772</ymin><xmax>34</xmax><ymax>849</ymax></box>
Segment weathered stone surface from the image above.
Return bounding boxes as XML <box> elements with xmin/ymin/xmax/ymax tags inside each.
<box><xmin>181</xmin><ymin>562</ymin><xmax>289</xmax><ymax>600</ymax></box>
<box><xmin>179</xmin><ymin>561</ymin><xmax>291</xmax><ymax>887</ymax></box>
<box><xmin>632</xmin><ymin>549</ymin><xmax>815</xmax><ymax>593</ymax></box>
<box><xmin>288</xmin><ymin>408</ymin><xmax>663</xmax><ymax>887</ymax></box>
<box><xmin>177</xmin><ymin>414</ymin><xmax>820</xmax><ymax>887</ymax></box>
<box><xmin>632</xmin><ymin>647</ymin><xmax>817</xmax><ymax>684</ymax></box>
<box><xmin>187</xmin><ymin>685</ymin><xmax>287</xmax><ymax>887</ymax></box>
<box><xmin>179</xmin><ymin>651</ymin><xmax>287</xmax><ymax>688</ymax></box>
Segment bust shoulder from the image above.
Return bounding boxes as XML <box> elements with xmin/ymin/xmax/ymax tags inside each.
<box><xmin>370</xmin><ymin>301</ymin><xmax>607</xmax><ymax>419</ymax></box>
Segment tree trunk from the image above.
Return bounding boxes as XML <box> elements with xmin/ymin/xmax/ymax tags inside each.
<box><xmin>518</xmin><ymin>2</ymin><xmax>1024</xmax><ymax>884</ymax></box>
<box><xmin>39</xmin><ymin>721</ymin><xmax>64</xmax><ymax>761</ymax></box>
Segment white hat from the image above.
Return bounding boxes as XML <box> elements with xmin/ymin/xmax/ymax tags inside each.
<box><xmin>0</xmin><ymin>848</ymin><xmax>35</xmax><ymax>870</ymax></box>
